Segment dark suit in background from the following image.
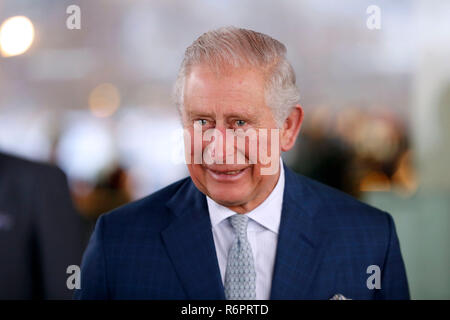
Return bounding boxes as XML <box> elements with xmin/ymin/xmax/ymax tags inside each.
<box><xmin>0</xmin><ymin>152</ymin><xmax>89</xmax><ymax>299</ymax></box>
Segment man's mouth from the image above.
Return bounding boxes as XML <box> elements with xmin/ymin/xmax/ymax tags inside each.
<box><xmin>218</xmin><ymin>169</ymin><xmax>243</xmax><ymax>175</ymax></box>
<box><xmin>205</xmin><ymin>166</ymin><xmax>250</xmax><ymax>181</ymax></box>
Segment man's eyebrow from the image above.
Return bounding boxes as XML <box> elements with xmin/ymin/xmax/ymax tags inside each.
<box><xmin>184</xmin><ymin>108</ymin><xmax>255</xmax><ymax>119</ymax></box>
<box><xmin>185</xmin><ymin>110</ymin><xmax>215</xmax><ymax>118</ymax></box>
<box><xmin>225</xmin><ymin>111</ymin><xmax>254</xmax><ymax>119</ymax></box>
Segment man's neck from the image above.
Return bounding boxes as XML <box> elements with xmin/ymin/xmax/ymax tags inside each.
<box><xmin>225</xmin><ymin>162</ymin><xmax>282</xmax><ymax>214</ymax></box>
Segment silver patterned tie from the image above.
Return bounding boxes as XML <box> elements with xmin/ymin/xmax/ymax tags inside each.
<box><xmin>224</xmin><ymin>214</ymin><xmax>256</xmax><ymax>300</ymax></box>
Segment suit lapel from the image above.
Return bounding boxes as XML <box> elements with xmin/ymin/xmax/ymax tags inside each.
<box><xmin>162</xmin><ymin>179</ymin><xmax>225</xmax><ymax>299</ymax></box>
<box><xmin>270</xmin><ymin>167</ymin><xmax>325</xmax><ymax>299</ymax></box>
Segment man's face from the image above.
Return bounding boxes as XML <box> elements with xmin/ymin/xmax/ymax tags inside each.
<box><xmin>181</xmin><ymin>65</ymin><xmax>281</xmax><ymax>213</ymax></box>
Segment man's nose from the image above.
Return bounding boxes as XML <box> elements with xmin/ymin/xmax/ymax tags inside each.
<box><xmin>206</xmin><ymin>125</ymin><xmax>234</xmax><ymax>164</ymax></box>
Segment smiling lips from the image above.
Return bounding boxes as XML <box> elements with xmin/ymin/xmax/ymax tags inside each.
<box><xmin>205</xmin><ymin>166</ymin><xmax>250</xmax><ymax>182</ymax></box>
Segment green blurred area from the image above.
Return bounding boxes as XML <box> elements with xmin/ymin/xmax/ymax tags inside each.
<box><xmin>366</xmin><ymin>191</ymin><xmax>450</xmax><ymax>299</ymax></box>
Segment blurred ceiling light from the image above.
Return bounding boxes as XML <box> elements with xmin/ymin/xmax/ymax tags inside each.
<box><xmin>57</xmin><ymin>116</ymin><xmax>116</xmax><ymax>183</ymax></box>
<box><xmin>89</xmin><ymin>83</ymin><xmax>121</xmax><ymax>118</ymax></box>
<box><xmin>0</xmin><ymin>16</ymin><xmax>35</xmax><ymax>57</ymax></box>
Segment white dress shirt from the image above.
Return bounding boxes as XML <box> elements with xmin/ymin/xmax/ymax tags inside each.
<box><xmin>206</xmin><ymin>160</ymin><xmax>285</xmax><ymax>300</ymax></box>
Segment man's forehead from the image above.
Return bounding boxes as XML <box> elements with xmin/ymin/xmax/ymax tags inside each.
<box><xmin>184</xmin><ymin>68</ymin><xmax>265</xmax><ymax>112</ymax></box>
<box><xmin>185</xmin><ymin>65</ymin><xmax>265</xmax><ymax>94</ymax></box>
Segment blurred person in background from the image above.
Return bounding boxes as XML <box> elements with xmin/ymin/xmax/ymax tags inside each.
<box><xmin>75</xmin><ymin>27</ymin><xmax>409</xmax><ymax>300</ymax></box>
<box><xmin>0</xmin><ymin>151</ymin><xmax>89</xmax><ymax>299</ymax></box>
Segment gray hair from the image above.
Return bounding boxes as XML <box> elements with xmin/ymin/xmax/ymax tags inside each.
<box><xmin>173</xmin><ymin>26</ymin><xmax>300</xmax><ymax>127</ymax></box>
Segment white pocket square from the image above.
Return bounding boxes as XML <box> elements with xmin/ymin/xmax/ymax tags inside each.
<box><xmin>329</xmin><ymin>294</ymin><xmax>351</xmax><ymax>300</ymax></box>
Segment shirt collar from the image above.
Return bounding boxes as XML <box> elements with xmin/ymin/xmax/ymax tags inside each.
<box><xmin>206</xmin><ymin>158</ymin><xmax>285</xmax><ymax>234</ymax></box>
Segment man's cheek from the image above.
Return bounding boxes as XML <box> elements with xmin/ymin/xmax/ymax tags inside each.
<box><xmin>234</xmin><ymin>130</ymin><xmax>258</xmax><ymax>165</ymax></box>
<box><xmin>257</xmin><ymin>129</ymin><xmax>280</xmax><ymax>175</ymax></box>
<box><xmin>188</xmin><ymin>164</ymin><xmax>206</xmax><ymax>185</ymax></box>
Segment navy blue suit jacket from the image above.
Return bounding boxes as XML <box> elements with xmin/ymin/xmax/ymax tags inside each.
<box><xmin>74</xmin><ymin>166</ymin><xmax>409</xmax><ymax>299</ymax></box>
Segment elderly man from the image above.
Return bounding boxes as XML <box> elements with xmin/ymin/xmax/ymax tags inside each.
<box><xmin>75</xmin><ymin>27</ymin><xmax>409</xmax><ymax>300</ymax></box>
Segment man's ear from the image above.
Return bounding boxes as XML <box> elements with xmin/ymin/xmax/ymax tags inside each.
<box><xmin>280</xmin><ymin>104</ymin><xmax>304</xmax><ymax>152</ymax></box>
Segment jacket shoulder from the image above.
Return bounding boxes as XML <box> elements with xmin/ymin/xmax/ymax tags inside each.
<box><xmin>289</xmin><ymin>171</ymin><xmax>396</xmax><ymax>262</ymax></box>
<box><xmin>290</xmin><ymin>170</ymin><xmax>392</xmax><ymax>228</ymax></box>
<box><xmin>98</xmin><ymin>176</ymin><xmax>191</xmax><ymax>230</ymax></box>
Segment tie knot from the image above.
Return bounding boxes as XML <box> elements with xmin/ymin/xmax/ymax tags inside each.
<box><xmin>229</xmin><ymin>214</ymin><xmax>249</xmax><ymax>237</ymax></box>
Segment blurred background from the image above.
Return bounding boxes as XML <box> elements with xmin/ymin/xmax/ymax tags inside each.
<box><xmin>0</xmin><ymin>0</ymin><xmax>448</xmax><ymax>299</ymax></box>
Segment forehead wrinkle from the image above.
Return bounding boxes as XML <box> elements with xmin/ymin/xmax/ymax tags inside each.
<box><xmin>186</xmin><ymin>65</ymin><xmax>265</xmax><ymax>97</ymax></box>
<box><xmin>187</xmin><ymin>91</ymin><xmax>259</xmax><ymax>111</ymax></box>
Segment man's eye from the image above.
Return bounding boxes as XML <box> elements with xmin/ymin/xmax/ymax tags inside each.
<box><xmin>235</xmin><ymin>120</ymin><xmax>246</xmax><ymax>127</ymax></box>
<box><xmin>197</xmin><ymin>119</ymin><xmax>208</xmax><ymax>126</ymax></box>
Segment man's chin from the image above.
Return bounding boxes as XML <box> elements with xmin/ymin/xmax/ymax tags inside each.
<box><xmin>207</xmin><ymin>191</ymin><xmax>249</xmax><ymax>208</ymax></box>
